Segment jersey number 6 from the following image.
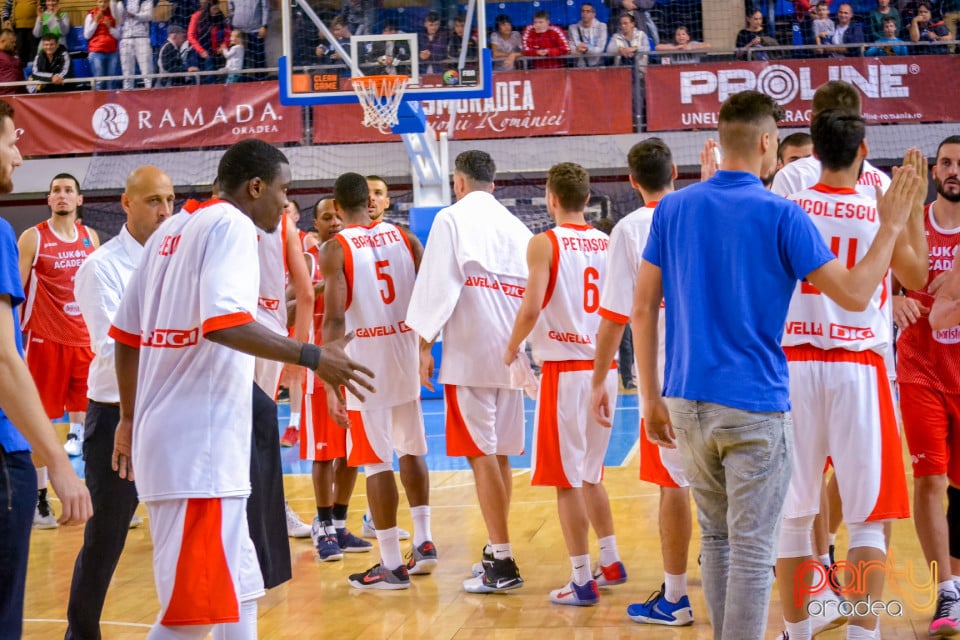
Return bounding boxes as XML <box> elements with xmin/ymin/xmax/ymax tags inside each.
<box><xmin>584</xmin><ymin>266</ymin><xmax>600</xmax><ymax>312</ymax></box>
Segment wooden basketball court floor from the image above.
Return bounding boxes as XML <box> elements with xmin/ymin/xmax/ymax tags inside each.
<box><xmin>22</xmin><ymin>393</ymin><xmax>939</xmax><ymax>639</ymax></box>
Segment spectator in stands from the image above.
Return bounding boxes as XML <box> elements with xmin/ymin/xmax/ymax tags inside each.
<box><xmin>341</xmin><ymin>0</ymin><xmax>374</xmax><ymax>37</ymax></box>
<box><xmin>736</xmin><ymin>10</ymin><xmax>779</xmax><ymax>59</ymax></box>
<box><xmin>811</xmin><ymin>1</ymin><xmax>835</xmax><ymax>44</ymax></box>
<box><xmin>866</xmin><ymin>15</ymin><xmax>909</xmax><ymax>53</ymax></box>
<box><xmin>188</xmin><ymin>0</ymin><xmax>231</xmax><ymax>83</ymax></box>
<box><xmin>568</xmin><ymin>3</ymin><xmax>607</xmax><ymax>67</ymax></box>
<box><xmin>489</xmin><ymin>14</ymin><xmax>522</xmax><ymax>71</ymax></box>
<box><xmin>32</xmin><ymin>0</ymin><xmax>68</xmax><ymax>48</ymax></box>
<box><xmin>607</xmin><ymin>11</ymin><xmax>649</xmax><ymax>67</ymax></box>
<box><xmin>0</xmin><ymin>29</ymin><xmax>23</xmax><ymax>93</ymax></box>
<box><xmin>522</xmin><ymin>9</ymin><xmax>570</xmax><ymax>70</ymax></box>
<box><xmin>2</xmin><ymin>0</ymin><xmax>38</xmax><ymax>73</ymax></box>
<box><xmin>113</xmin><ymin>0</ymin><xmax>155</xmax><ymax>89</ymax></box>
<box><xmin>869</xmin><ymin>0</ymin><xmax>902</xmax><ymax>40</ymax></box>
<box><xmin>910</xmin><ymin>2</ymin><xmax>950</xmax><ymax>52</ymax></box>
<box><xmin>604</xmin><ymin>0</ymin><xmax>659</xmax><ymax>46</ymax></box>
<box><xmin>447</xmin><ymin>13</ymin><xmax>477</xmax><ymax>67</ymax></box>
<box><xmin>943</xmin><ymin>0</ymin><xmax>959</xmax><ymax>46</ymax></box>
<box><xmin>84</xmin><ymin>0</ymin><xmax>120</xmax><ymax>90</ymax></box>
<box><xmin>825</xmin><ymin>3</ymin><xmax>865</xmax><ymax>55</ymax></box>
<box><xmin>170</xmin><ymin>0</ymin><xmax>198</xmax><ymax>28</ymax></box>
<box><xmin>365</xmin><ymin>20</ymin><xmax>409</xmax><ymax>75</ymax></box>
<box><xmin>30</xmin><ymin>32</ymin><xmax>69</xmax><ymax>91</ymax></box>
<box><xmin>315</xmin><ymin>16</ymin><xmax>350</xmax><ymax>74</ymax></box>
<box><xmin>656</xmin><ymin>24</ymin><xmax>709</xmax><ymax>63</ymax></box>
<box><xmin>157</xmin><ymin>24</ymin><xmax>198</xmax><ymax>85</ymax></box>
<box><xmin>418</xmin><ymin>11</ymin><xmax>447</xmax><ymax>74</ymax></box>
<box><xmin>221</xmin><ymin>28</ymin><xmax>243</xmax><ymax>82</ymax></box>
<box><xmin>228</xmin><ymin>0</ymin><xmax>268</xmax><ymax>76</ymax></box>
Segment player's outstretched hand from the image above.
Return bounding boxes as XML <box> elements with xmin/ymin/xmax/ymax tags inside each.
<box><xmin>700</xmin><ymin>138</ymin><xmax>720</xmax><ymax>182</ymax></box>
<box><xmin>112</xmin><ymin>416</ymin><xmax>134</xmax><ymax>481</ymax></box>
<box><xmin>902</xmin><ymin>147</ymin><xmax>928</xmax><ymax>208</ymax></box>
<box><xmin>644</xmin><ymin>398</ymin><xmax>676</xmax><ymax>449</ymax></box>
<box><xmin>48</xmin><ymin>463</ymin><xmax>92</xmax><ymax>526</ymax></box>
<box><xmin>315</xmin><ymin>331</ymin><xmax>376</xmax><ymax>401</ymax></box>
<box><xmin>875</xmin><ymin>165</ymin><xmax>920</xmax><ymax>232</ymax></box>
<box><xmin>590</xmin><ymin>381</ymin><xmax>613</xmax><ymax>428</ymax></box>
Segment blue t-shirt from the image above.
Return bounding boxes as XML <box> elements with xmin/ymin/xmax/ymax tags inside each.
<box><xmin>0</xmin><ymin>217</ymin><xmax>30</xmax><ymax>453</ymax></box>
<box><xmin>642</xmin><ymin>171</ymin><xmax>835</xmax><ymax>412</ymax></box>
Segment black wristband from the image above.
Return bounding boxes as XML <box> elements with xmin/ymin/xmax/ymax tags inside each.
<box><xmin>298</xmin><ymin>343</ymin><xmax>321</xmax><ymax>370</ymax></box>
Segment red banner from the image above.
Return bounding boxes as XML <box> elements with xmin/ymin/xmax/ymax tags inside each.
<box><xmin>10</xmin><ymin>82</ymin><xmax>303</xmax><ymax>157</ymax></box>
<box><xmin>645</xmin><ymin>55</ymin><xmax>960</xmax><ymax>132</ymax></box>
<box><xmin>312</xmin><ymin>67</ymin><xmax>635</xmax><ymax>143</ymax></box>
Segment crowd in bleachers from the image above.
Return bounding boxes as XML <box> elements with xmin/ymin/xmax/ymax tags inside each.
<box><xmin>0</xmin><ymin>0</ymin><xmax>955</xmax><ymax>94</ymax></box>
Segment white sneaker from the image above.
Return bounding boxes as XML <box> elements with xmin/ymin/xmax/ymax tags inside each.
<box><xmin>360</xmin><ymin>511</ymin><xmax>410</xmax><ymax>540</ymax></box>
<box><xmin>285</xmin><ymin>503</ymin><xmax>312</xmax><ymax>538</ymax></box>
<box><xmin>64</xmin><ymin>423</ymin><xmax>83</xmax><ymax>457</ymax></box>
<box><xmin>34</xmin><ymin>491</ymin><xmax>57</xmax><ymax>529</ymax></box>
<box><xmin>129</xmin><ymin>513</ymin><xmax>144</xmax><ymax>529</ymax></box>
<box><xmin>809</xmin><ymin>589</ymin><xmax>847</xmax><ymax>636</ymax></box>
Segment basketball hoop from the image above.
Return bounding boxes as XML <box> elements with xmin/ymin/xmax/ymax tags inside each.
<box><xmin>351</xmin><ymin>75</ymin><xmax>411</xmax><ymax>134</ymax></box>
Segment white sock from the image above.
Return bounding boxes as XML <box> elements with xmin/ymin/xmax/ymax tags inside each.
<box><xmin>491</xmin><ymin>542</ymin><xmax>512</xmax><ymax>560</ymax></box>
<box><xmin>784</xmin><ymin>618</ymin><xmax>811</xmax><ymax>640</ymax></box>
<box><xmin>846</xmin><ymin>623</ymin><xmax>878</xmax><ymax>639</ymax></box>
<box><xmin>36</xmin><ymin>466</ymin><xmax>47</xmax><ymax>490</ymax></box>
<box><xmin>211</xmin><ymin>599</ymin><xmax>257</xmax><ymax>640</ymax></box>
<box><xmin>70</xmin><ymin>422</ymin><xmax>83</xmax><ymax>437</ymax></box>
<box><xmin>829</xmin><ymin>533</ymin><xmax>837</xmax><ymax>546</ymax></box>
<box><xmin>410</xmin><ymin>505</ymin><xmax>431</xmax><ymax>546</ymax></box>
<box><xmin>818</xmin><ymin>553</ymin><xmax>831</xmax><ymax>567</ymax></box>
<box><xmin>288</xmin><ymin>411</ymin><xmax>300</xmax><ymax>428</ymax></box>
<box><xmin>375</xmin><ymin>526</ymin><xmax>403</xmax><ymax>570</ymax></box>
<box><xmin>332</xmin><ymin>519</ymin><xmax>346</xmax><ymax>530</ymax></box>
<box><xmin>570</xmin><ymin>553</ymin><xmax>591</xmax><ymax>585</ymax></box>
<box><xmin>940</xmin><ymin>579</ymin><xmax>959</xmax><ymax>598</ymax></box>
<box><xmin>598</xmin><ymin>535</ymin><xmax>620</xmax><ymax>566</ymax></box>
<box><xmin>664</xmin><ymin>572</ymin><xmax>687</xmax><ymax>603</ymax></box>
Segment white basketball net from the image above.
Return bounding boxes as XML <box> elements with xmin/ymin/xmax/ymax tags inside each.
<box><xmin>351</xmin><ymin>75</ymin><xmax>410</xmax><ymax>135</ymax></box>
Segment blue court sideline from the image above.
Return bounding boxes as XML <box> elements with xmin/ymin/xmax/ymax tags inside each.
<box><xmin>66</xmin><ymin>393</ymin><xmax>641</xmax><ymax>479</ymax></box>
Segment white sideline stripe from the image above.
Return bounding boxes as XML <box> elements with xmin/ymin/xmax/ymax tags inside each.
<box><xmin>25</xmin><ymin>618</ymin><xmax>153</xmax><ymax>629</ymax></box>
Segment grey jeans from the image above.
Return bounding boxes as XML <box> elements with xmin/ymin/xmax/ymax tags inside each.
<box><xmin>666</xmin><ymin>398</ymin><xmax>794</xmax><ymax>640</ymax></box>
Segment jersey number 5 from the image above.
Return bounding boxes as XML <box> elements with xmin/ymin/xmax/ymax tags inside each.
<box><xmin>584</xmin><ymin>267</ymin><xmax>600</xmax><ymax>312</ymax></box>
<box><xmin>376</xmin><ymin>260</ymin><xmax>396</xmax><ymax>304</ymax></box>
<box><xmin>802</xmin><ymin>236</ymin><xmax>859</xmax><ymax>295</ymax></box>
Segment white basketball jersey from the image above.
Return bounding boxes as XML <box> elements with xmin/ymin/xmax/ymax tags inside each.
<box><xmin>530</xmin><ymin>224</ymin><xmax>609</xmax><ymax>362</ymax></box>
<box><xmin>337</xmin><ymin>223</ymin><xmax>419</xmax><ymax>410</ymax></box>
<box><xmin>784</xmin><ymin>184</ymin><xmax>891</xmax><ymax>354</ymax></box>
<box><xmin>256</xmin><ymin>215</ymin><xmax>288</xmax><ymax>336</ymax></box>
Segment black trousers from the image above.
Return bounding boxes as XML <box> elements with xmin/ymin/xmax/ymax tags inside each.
<box><xmin>248</xmin><ymin>383</ymin><xmax>292</xmax><ymax>589</ymax></box>
<box><xmin>65</xmin><ymin>401</ymin><xmax>139</xmax><ymax>640</ymax></box>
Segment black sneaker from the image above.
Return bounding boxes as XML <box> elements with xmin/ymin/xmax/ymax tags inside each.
<box><xmin>348</xmin><ymin>563</ymin><xmax>410</xmax><ymax>590</ymax></box>
<box><xmin>462</xmin><ymin>557</ymin><xmax>524</xmax><ymax>593</ymax></box>
<box><xmin>406</xmin><ymin>540</ymin><xmax>438</xmax><ymax>575</ymax></box>
<box><xmin>33</xmin><ymin>489</ymin><xmax>57</xmax><ymax>529</ymax></box>
<box><xmin>930</xmin><ymin>589</ymin><xmax>960</xmax><ymax>636</ymax></box>
<box><xmin>470</xmin><ymin>545</ymin><xmax>495</xmax><ymax>577</ymax></box>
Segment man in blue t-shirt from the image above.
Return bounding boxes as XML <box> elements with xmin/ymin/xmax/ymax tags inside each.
<box><xmin>0</xmin><ymin>99</ymin><xmax>91</xmax><ymax>637</ymax></box>
<box><xmin>631</xmin><ymin>90</ymin><xmax>921</xmax><ymax>640</ymax></box>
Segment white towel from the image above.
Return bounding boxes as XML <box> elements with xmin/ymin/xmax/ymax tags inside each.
<box><xmin>406</xmin><ymin>191</ymin><xmax>532</xmax><ymax>342</ymax></box>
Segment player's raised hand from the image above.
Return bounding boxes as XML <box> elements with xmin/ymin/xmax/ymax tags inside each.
<box><xmin>876</xmin><ymin>165</ymin><xmax>920</xmax><ymax>231</ymax></box>
<box><xmin>700</xmin><ymin>138</ymin><xmax>720</xmax><ymax>182</ymax></box>
<box><xmin>314</xmin><ymin>331</ymin><xmax>376</xmax><ymax>401</ymax></box>
<box><xmin>902</xmin><ymin>147</ymin><xmax>928</xmax><ymax>208</ymax></box>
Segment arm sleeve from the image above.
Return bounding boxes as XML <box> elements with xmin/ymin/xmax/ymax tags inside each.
<box><xmin>404</xmin><ymin>213</ymin><xmax>463</xmax><ymax>342</ymax></box>
<box><xmin>778</xmin><ymin>204</ymin><xmax>835</xmax><ymax>281</ymax></box>
<box><xmin>74</xmin><ymin>256</ymin><xmax>122</xmax><ymax>359</ymax></box>
<box><xmin>641</xmin><ymin>207</ymin><xmax>663</xmax><ymax>268</ymax></box>
<box><xmin>0</xmin><ymin>221</ymin><xmax>24</xmax><ymax>306</ymax></box>
<box><xmin>83</xmin><ymin>14</ymin><xmax>97</xmax><ymax>39</ymax></box>
<box><xmin>199</xmin><ymin>214</ymin><xmax>259</xmax><ymax>334</ymax></box>
<box><xmin>599</xmin><ymin>221</ymin><xmax>644</xmax><ymax>323</ymax></box>
<box><xmin>134</xmin><ymin>0</ymin><xmax>153</xmax><ymax>23</ymax></box>
<box><xmin>549</xmin><ymin>26</ymin><xmax>570</xmax><ymax>55</ymax></box>
<box><xmin>110</xmin><ymin>261</ymin><xmax>144</xmax><ymax>348</ymax></box>
<box><xmin>187</xmin><ymin>13</ymin><xmax>205</xmax><ymax>54</ymax></box>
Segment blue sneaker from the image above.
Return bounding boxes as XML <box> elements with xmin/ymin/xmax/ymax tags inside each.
<box><xmin>336</xmin><ymin>527</ymin><xmax>373</xmax><ymax>553</ymax></box>
<box><xmin>311</xmin><ymin>517</ymin><xmax>343</xmax><ymax>562</ymax></box>
<box><xmin>627</xmin><ymin>584</ymin><xmax>694</xmax><ymax>626</ymax></box>
<box><xmin>550</xmin><ymin>579</ymin><xmax>600</xmax><ymax>606</ymax></box>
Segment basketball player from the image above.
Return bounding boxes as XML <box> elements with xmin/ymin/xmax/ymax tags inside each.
<box><xmin>366</xmin><ymin>175</ymin><xmax>390</xmax><ymax>224</ymax></box>
<box><xmin>406</xmin><ymin>150</ymin><xmax>532</xmax><ymax>594</ymax></box>
<box><xmin>589</xmin><ymin>138</ymin><xmax>694</xmax><ymax>625</ymax></box>
<box><xmin>0</xmin><ymin>99</ymin><xmax>91</xmax><ymax>640</ymax></box>
<box><xmin>66</xmin><ymin>165</ymin><xmax>175</xmax><ymax>640</ymax></box>
<box><xmin>778</xmin><ymin>133</ymin><xmax>814</xmax><ymax>169</ymax></box>
<box><xmin>504</xmin><ymin>162</ymin><xmax>624</xmax><ymax>606</ymax></box>
<box><xmin>320</xmin><ymin>172</ymin><xmax>433</xmax><ymax>590</ymax></box>
<box><xmin>774</xmin><ymin>115</ymin><xmax>927</xmax><ymax>640</ymax></box>
<box><xmin>298</xmin><ymin>196</ymin><xmax>371</xmax><ymax>560</ymax></box>
<box><xmin>633</xmin><ymin>90</ymin><xmax>920</xmax><ymax>640</ymax></box>
<box><xmin>895</xmin><ymin>134</ymin><xmax>960</xmax><ymax>636</ymax></box>
<box><xmin>109</xmin><ymin>140</ymin><xmax>374</xmax><ymax>639</ymax></box>
<box><xmin>18</xmin><ymin>173</ymin><xmax>100</xmax><ymax>528</ymax></box>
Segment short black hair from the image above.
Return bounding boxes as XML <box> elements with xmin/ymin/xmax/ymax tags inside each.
<box><xmin>0</xmin><ymin>100</ymin><xmax>13</xmax><ymax>127</ymax></box>
<box><xmin>333</xmin><ymin>172</ymin><xmax>369</xmax><ymax>211</ymax></box>
<box><xmin>455</xmin><ymin>150</ymin><xmax>496</xmax><ymax>184</ymax></box>
<box><xmin>365</xmin><ymin>174</ymin><xmax>388</xmax><ymax>190</ymax></box>
<box><xmin>494</xmin><ymin>14</ymin><xmax>512</xmax><ymax>27</ymax></box>
<box><xmin>41</xmin><ymin>33</ymin><xmax>58</xmax><ymax>42</ymax></box>
<box><xmin>812</xmin><ymin>80</ymin><xmax>861</xmax><ymax>117</ymax></box>
<box><xmin>534</xmin><ymin>9</ymin><xmax>550</xmax><ymax>20</ymax></box>
<box><xmin>778</xmin><ymin>132</ymin><xmax>813</xmax><ymax>162</ymax></box>
<box><xmin>217</xmin><ymin>139</ymin><xmax>289</xmax><ymax>195</ymax></box>
<box><xmin>50</xmin><ymin>172</ymin><xmax>80</xmax><ymax>193</ymax></box>
<box><xmin>286</xmin><ymin>200</ymin><xmax>300</xmax><ymax>216</ymax></box>
<box><xmin>425</xmin><ymin>11</ymin><xmax>440</xmax><ymax>22</ymax></box>
<box><xmin>810</xmin><ymin>109</ymin><xmax>865</xmax><ymax>171</ymax></box>
<box><xmin>719</xmin><ymin>90</ymin><xmax>784</xmax><ymax>128</ymax></box>
<box><xmin>881</xmin><ymin>15</ymin><xmax>898</xmax><ymax>25</ymax></box>
<box><xmin>546</xmin><ymin>162</ymin><xmax>590</xmax><ymax>212</ymax></box>
<box><xmin>619</xmin><ymin>12</ymin><xmax>636</xmax><ymax>24</ymax></box>
<box><xmin>937</xmin><ymin>135</ymin><xmax>960</xmax><ymax>160</ymax></box>
<box><xmin>627</xmin><ymin>138</ymin><xmax>673</xmax><ymax>192</ymax></box>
